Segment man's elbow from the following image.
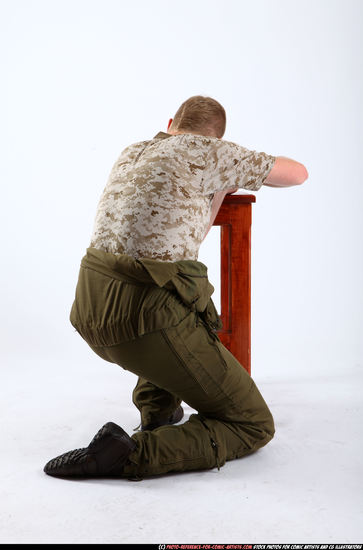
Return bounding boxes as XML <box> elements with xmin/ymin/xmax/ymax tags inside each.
<box><xmin>294</xmin><ymin>164</ymin><xmax>309</xmax><ymax>185</ymax></box>
<box><xmin>265</xmin><ymin>157</ymin><xmax>309</xmax><ymax>187</ymax></box>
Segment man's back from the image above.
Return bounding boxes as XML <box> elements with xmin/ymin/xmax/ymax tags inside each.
<box><xmin>89</xmin><ymin>130</ymin><xmax>276</xmax><ymax>261</ymax></box>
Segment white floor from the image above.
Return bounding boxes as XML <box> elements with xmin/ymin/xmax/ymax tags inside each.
<box><xmin>0</xmin><ymin>355</ymin><xmax>362</xmax><ymax>544</ymax></box>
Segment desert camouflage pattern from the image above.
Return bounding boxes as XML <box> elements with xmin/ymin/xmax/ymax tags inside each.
<box><xmin>89</xmin><ymin>131</ymin><xmax>276</xmax><ymax>261</ymax></box>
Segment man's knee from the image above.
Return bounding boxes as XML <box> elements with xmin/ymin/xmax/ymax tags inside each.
<box><xmin>263</xmin><ymin>409</ymin><xmax>275</xmax><ymax>440</ymax></box>
<box><xmin>254</xmin><ymin>399</ymin><xmax>275</xmax><ymax>442</ymax></box>
<box><xmin>237</xmin><ymin>379</ymin><xmax>276</xmax><ymax>442</ymax></box>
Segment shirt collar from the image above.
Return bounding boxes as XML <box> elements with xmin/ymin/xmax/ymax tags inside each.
<box><xmin>153</xmin><ymin>131</ymin><xmax>173</xmax><ymax>139</ymax></box>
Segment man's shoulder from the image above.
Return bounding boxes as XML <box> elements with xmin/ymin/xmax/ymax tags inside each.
<box><xmin>118</xmin><ymin>133</ymin><xmax>246</xmax><ymax>164</ymax></box>
<box><xmin>116</xmin><ymin>139</ymin><xmax>152</xmax><ymax>161</ymax></box>
<box><xmin>179</xmin><ymin>134</ymin><xmax>248</xmax><ymax>158</ymax></box>
<box><xmin>123</xmin><ymin>132</ymin><xmax>241</xmax><ymax>150</ymax></box>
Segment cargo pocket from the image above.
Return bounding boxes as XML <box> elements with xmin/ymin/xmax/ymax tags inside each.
<box><xmin>161</xmin><ymin>311</ymin><xmax>229</xmax><ymax>396</ymax></box>
<box><xmin>210</xmin><ymin>337</ymin><xmax>229</xmax><ymax>372</ymax></box>
<box><xmin>198</xmin><ymin>319</ymin><xmax>229</xmax><ymax>374</ymax></box>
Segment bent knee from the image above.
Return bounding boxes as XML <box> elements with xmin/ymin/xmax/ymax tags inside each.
<box><xmin>262</xmin><ymin>409</ymin><xmax>275</xmax><ymax>441</ymax></box>
<box><xmin>248</xmin><ymin>381</ymin><xmax>275</xmax><ymax>438</ymax></box>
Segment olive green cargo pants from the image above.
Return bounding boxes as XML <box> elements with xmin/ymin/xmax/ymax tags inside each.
<box><xmin>87</xmin><ymin>308</ymin><xmax>275</xmax><ymax>479</ymax></box>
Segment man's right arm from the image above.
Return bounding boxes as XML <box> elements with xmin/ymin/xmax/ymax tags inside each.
<box><xmin>263</xmin><ymin>156</ymin><xmax>309</xmax><ymax>187</ymax></box>
<box><xmin>202</xmin><ymin>140</ymin><xmax>308</xmax><ymax>195</ymax></box>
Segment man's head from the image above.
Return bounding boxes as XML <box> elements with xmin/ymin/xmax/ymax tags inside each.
<box><xmin>167</xmin><ymin>95</ymin><xmax>226</xmax><ymax>139</ymax></box>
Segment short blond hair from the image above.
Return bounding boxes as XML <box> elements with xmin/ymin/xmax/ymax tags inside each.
<box><xmin>170</xmin><ymin>95</ymin><xmax>226</xmax><ymax>138</ymax></box>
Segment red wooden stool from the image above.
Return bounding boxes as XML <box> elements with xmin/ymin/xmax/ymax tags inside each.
<box><xmin>213</xmin><ymin>194</ymin><xmax>256</xmax><ymax>375</ymax></box>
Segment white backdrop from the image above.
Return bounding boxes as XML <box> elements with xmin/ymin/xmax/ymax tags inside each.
<box><xmin>2</xmin><ymin>0</ymin><xmax>362</xmax><ymax>379</ymax></box>
<box><xmin>1</xmin><ymin>0</ymin><xmax>363</xmax><ymax>544</ymax></box>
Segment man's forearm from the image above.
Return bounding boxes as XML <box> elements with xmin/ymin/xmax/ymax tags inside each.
<box><xmin>263</xmin><ymin>181</ymin><xmax>299</xmax><ymax>188</ymax></box>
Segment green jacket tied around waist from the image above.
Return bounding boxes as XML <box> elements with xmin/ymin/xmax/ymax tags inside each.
<box><xmin>69</xmin><ymin>247</ymin><xmax>223</xmax><ymax>347</ymax></box>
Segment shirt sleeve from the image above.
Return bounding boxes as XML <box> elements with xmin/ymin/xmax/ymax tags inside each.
<box><xmin>202</xmin><ymin>138</ymin><xmax>277</xmax><ymax>194</ymax></box>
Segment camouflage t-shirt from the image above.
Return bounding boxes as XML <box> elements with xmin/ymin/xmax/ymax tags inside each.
<box><xmin>89</xmin><ymin>131</ymin><xmax>276</xmax><ymax>261</ymax></box>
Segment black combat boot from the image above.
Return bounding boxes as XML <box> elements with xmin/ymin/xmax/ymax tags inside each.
<box><xmin>141</xmin><ymin>405</ymin><xmax>184</xmax><ymax>431</ymax></box>
<box><xmin>44</xmin><ymin>422</ymin><xmax>137</xmax><ymax>477</ymax></box>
